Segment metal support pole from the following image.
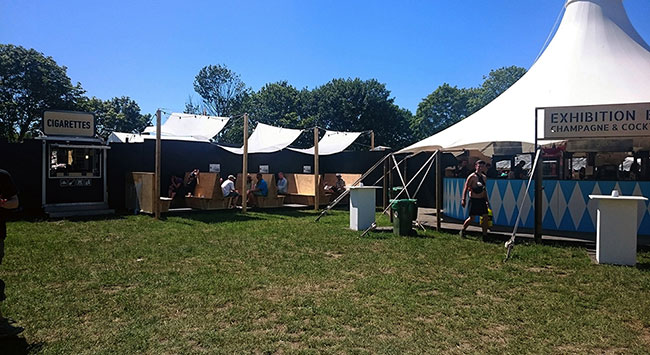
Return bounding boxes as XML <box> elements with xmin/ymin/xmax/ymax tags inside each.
<box><xmin>389</xmin><ymin>154</ymin><xmax>394</xmax><ymax>223</ymax></box>
<box><xmin>242</xmin><ymin>113</ymin><xmax>249</xmax><ymax>214</ymax></box>
<box><xmin>154</xmin><ymin>109</ymin><xmax>162</xmax><ymax>220</ymax></box>
<box><xmin>534</xmin><ymin>108</ymin><xmax>542</xmax><ymax>243</ymax></box>
<box><xmin>382</xmin><ymin>159</ymin><xmax>388</xmax><ymax>210</ymax></box>
<box><xmin>314</xmin><ymin>127</ymin><xmax>320</xmax><ymax>210</ymax></box>
<box><xmin>436</xmin><ymin>150</ymin><xmax>442</xmax><ymax>231</ymax></box>
<box><xmin>370</xmin><ymin>131</ymin><xmax>375</xmax><ymax>150</ymax></box>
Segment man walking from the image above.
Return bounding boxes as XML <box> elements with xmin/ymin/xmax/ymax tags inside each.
<box><xmin>0</xmin><ymin>169</ymin><xmax>23</xmax><ymax>337</ymax></box>
<box><xmin>460</xmin><ymin>160</ymin><xmax>490</xmax><ymax>240</ymax></box>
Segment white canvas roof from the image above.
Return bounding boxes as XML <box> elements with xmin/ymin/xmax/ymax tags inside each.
<box><xmin>289</xmin><ymin>130</ymin><xmax>363</xmax><ymax>155</ymax></box>
<box><xmin>219</xmin><ymin>123</ymin><xmax>304</xmax><ymax>154</ymax></box>
<box><xmin>143</xmin><ymin>113</ymin><xmax>229</xmax><ymax>141</ymax></box>
<box><xmin>399</xmin><ymin>0</ymin><xmax>650</xmax><ymax>154</ymax></box>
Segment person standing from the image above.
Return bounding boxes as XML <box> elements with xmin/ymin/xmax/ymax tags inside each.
<box><xmin>460</xmin><ymin>160</ymin><xmax>490</xmax><ymax>240</ymax></box>
<box><xmin>0</xmin><ymin>169</ymin><xmax>23</xmax><ymax>337</ymax></box>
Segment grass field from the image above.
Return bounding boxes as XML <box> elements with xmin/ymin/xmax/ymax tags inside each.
<box><xmin>1</xmin><ymin>209</ymin><xmax>649</xmax><ymax>354</ymax></box>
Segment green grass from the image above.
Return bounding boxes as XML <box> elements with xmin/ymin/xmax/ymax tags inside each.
<box><xmin>1</xmin><ymin>209</ymin><xmax>650</xmax><ymax>354</ymax></box>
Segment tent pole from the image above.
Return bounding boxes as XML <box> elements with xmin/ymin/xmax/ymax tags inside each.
<box><xmin>314</xmin><ymin>127</ymin><xmax>319</xmax><ymax>210</ymax></box>
<box><xmin>242</xmin><ymin>113</ymin><xmax>249</xmax><ymax>214</ymax></box>
<box><xmin>154</xmin><ymin>109</ymin><xmax>161</xmax><ymax>220</ymax></box>
<box><xmin>436</xmin><ymin>150</ymin><xmax>442</xmax><ymax>231</ymax></box>
<box><xmin>370</xmin><ymin>131</ymin><xmax>375</xmax><ymax>150</ymax></box>
<box><xmin>534</xmin><ymin>108</ymin><xmax>542</xmax><ymax>243</ymax></box>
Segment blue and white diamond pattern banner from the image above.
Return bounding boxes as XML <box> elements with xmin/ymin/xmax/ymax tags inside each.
<box><xmin>443</xmin><ymin>178</ymin><xmax>650</xmax><ymax>235</ymax></box>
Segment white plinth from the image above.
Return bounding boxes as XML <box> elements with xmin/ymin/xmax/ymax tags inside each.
<box><xmin>349</xmin><ymin>186</ymin><xmax>380</xmax><ymax>231</ymax></box>
<box><xmin>589</xmin><ymin>195</ymin><xmax>648</xmax><ymax>266</ymax></box>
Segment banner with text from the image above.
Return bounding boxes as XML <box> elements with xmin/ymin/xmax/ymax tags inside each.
<box><xmin>544</xmin><ymin>102</ymin><xmax>650</xmax><ymax>139</ymax></box>
<box><xmin>44</xmin><ymin>111</ymin><xmax>95</xmax><ymax>137</ymax></box>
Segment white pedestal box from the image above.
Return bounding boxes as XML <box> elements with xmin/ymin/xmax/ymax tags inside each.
<box><xmin>589</xmin><ymin>194</ymin><xmax>648</xmax><ymax>266</ymax></box>
<box><xmin>349</xmin><ymin>186</ymin><xmax>380</xmax><ymax>231</ymax></box>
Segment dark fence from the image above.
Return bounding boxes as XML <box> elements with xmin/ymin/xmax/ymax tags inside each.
<box><xmin>1</xmin><ymin>139</ymin><xmax>452</xmax><ymax>215</ymax></box>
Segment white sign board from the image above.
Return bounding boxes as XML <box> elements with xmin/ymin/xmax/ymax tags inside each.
<box><xmin>303</xmin><ymin>165</ymin><xmax>312</xmax><ymax>174</ymax></box>
<box><xmin>44</xmin><ymin>111</ymin><xmax>95</xmax><ymax>137</ymax></box>
<box><xmin>544</xmin><ymin>102</ymin><xmax>650</xmax><ymax>139</ymax></box>
<box><xmin>209</xmin><ymin>164</ymin><xmax>220</xmax><ymax>173</ymax></box>
<box><xmin>259</xmin><ymin>165</ymin><xmax>269</xmax><ymax>173</ymax></box>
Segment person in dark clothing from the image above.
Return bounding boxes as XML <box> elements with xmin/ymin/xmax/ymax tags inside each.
<box><xmin>185</xmin><ymin>169</ymin><xmax>200</xmax><ymax>197</ymax></box>
<box><xmin>460</xmin><ymin>161</ymin><xmax>490</xmax><ymax>240</ymax></box>
<box><xmin>0</xmin><ymin>169</ymin><xmax>23</xmax><ymax>337</ymax></box>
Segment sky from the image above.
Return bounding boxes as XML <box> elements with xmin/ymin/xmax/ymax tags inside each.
<box><xmin>2</xmin><ymin>0</ymin><xmax>650</xmax><ymax>119</ymax></box>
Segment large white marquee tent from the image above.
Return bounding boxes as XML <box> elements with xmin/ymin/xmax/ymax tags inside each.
<box><xmin>399</xmin><ymin>0</ymin><xmax>650</xmax><ymax>155</ymax></box>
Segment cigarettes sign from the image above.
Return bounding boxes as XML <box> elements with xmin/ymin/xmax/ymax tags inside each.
<box><xmin>544</xmin><ymin>102</ymin><xmax>650</xmax><ymax>139</ymax></box>
<box><xmin>44</xmin><ymin>111</ymin><xmax>95</xmax><ymax>137</ymax></box>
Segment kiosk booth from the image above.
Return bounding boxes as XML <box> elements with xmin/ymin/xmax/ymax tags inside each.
<box><xmin>39</xmin><ymin>110</ymin><xmax>113</xmax><ymax>217</ymax></box>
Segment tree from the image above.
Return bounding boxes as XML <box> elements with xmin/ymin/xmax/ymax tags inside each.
<box><xmin>411</xmin><ymin>83</ymin><xmax>475</xmax><ymax>141</ymax></box>
<box><xmin>78</xmin><ymin>96</ymin><xmax>151</xmax><ymax>138</ymax></box>
<box><xmin>192</xmin><ymin>64</ymin><xmax>249</xmax><ymax>117</ymax></box>
<box><xmin>0</xmin><ymin>44</ymin><xmax>84</xmax><ymax>142</ymax></box>
<box><xmin>308</xmin><ymin>78</ymin><xmax>414</xmax><ymax>149</ymax></box>
<box><xmin>469</xmin><ymin>65</ymin><xmax>526</xmax><ymax>113</ymax></box>
<box><xmin>219</xmin><ymin>81</ymin><xmax>306</xmax><ymax>145</ymax></box>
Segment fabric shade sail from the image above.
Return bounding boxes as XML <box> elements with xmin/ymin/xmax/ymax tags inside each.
<box><xmin>289</xmin><ymin>130</ymin><xmax>363</xmax><ymax>155</ymax></box>
<box><xmin>398</xmin><ymin>0</ymin><xmax>650</xmax><ymax>155</ymax></box>
<box><xmin>143</xmin><ymin>113</ymin><xmax>229</xmax><ymax>141</ymax></box>
<box><xmin>219</xmin><ymin>123</ymin><xmax>304</xmax><ymax>154</ymax></box>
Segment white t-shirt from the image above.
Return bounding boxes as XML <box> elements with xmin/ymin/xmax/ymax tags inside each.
<box><xmin>221</xmin><ymin>179</ymin><xmax>235</xmax><ymax>196</ymax></box>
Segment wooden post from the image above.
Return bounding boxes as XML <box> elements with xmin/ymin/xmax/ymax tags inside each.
<box><xmin>314</xmin><ymin>127</ymin><xmax>320</xmax><ymax>210</ymax></box>
<box><xmin>370</xmin><ymin>131</ymin><xmax>375</xmax><ymax>150</ymax></box>
<box><xmin>154</xmin><ymin>109</ymin><xmax>162</xmax><ymax>220</ymax></box>
<box><xmin>242</xmin><ymin>113</ymin><xmax>249</xmax><ymax>214</ymax></box>
<box><xmin>534</xmin><ymin>155</ymin><xmax>543</xmax><ymax>243</ymax></box>
<box><xmin>436</xmin><ymin>150</ymin><xmax>442</xmax><ymax>231</ymax></box>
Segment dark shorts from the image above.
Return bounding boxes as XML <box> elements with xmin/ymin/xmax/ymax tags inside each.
<box><xmin>253</xmin><ymin>191</ymin><xmax>267</xmax><ymax>197</ymax></box>
<box><xmin>225</xmin><ymin>191</ymin><xmax>239</xmax><ymax>198</ymax></box>
<box><xmin>468</xmin><ymin>198</ymin><xmax>489</xmax><ymax>216</ymax></box>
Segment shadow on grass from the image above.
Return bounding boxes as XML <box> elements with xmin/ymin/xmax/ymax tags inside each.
<box><xmin>161</xmin><ymin>207</ymin><xmax>318</xmax><ymax>224</ymax></box>
<box><xmin>636</xmin><ymin>262</ymin><xmax>650</xmax><ymax>271</ymax></box>
<box><xmin>0</xmin><ymin>336</ymin><xmax>43</xmax><ymax>355</ymax></box>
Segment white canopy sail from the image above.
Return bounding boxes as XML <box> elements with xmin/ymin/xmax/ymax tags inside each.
<box><xmin>399</xmin><ymin>0</ymin><xmax>650</xmax><ymax>154</ymax></box>
<box><xmin>219</xmin><ymin>123</ymin><xmax>304</xmax><ymax>154</ymax></box>
<box><xmin>289</xmin><ymin>130</ymin><xmax>363</xmax><ymax>155</ymax></box>
<box><xmin>143</xmin><ymin>113</ymin><xmax>229</xmax><ymax>141</ymax></box>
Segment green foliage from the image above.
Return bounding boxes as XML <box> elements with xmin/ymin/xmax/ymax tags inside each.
<box><xmin>468</xmin><ymin>65</ymin><xmax>527</xmax><ymax>113</ymax></box>
<box><xmin>0</xmin><ymin>44</ymin><xmax>84</xmax><ymax>142</ymax></box>
<box><xmin>77</xmin><ymin>96</ymin><xmax>152</xmax><ymax>138</ymax></box>
<box><xmin>206</xmin><ymin>76</ymin><xmax>415</xmax><ymax>149</ymax></box>
<box><xmin>411</xmin><ymin>84</ymin><xmax>475</xmax><ymax>140</ymax></box>
<box><xmin>192</xmin><ymin>64</ymin><xmax>249</xmax><ymax>117</ymax></box>
<box><xmin>308</xmin><ymin>78</ymin><xmax>414</xmax><ymax>149</ymax></box>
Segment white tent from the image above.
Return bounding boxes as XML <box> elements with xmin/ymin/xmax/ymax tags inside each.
<box><xmin>143</xmin><ymin>113</ymin><xmax>229</xmax><ymax>141</ymax></box>
<box><xmin>107</xmin><ymin>132</ymin><xmax>210</xmax><ymax>143</ymax></box>
<box><xmin>399</xmin><ymin>0</ymin><xmax>650</xmax><ymax>155</ymax></box>
<box><xmin>289</xmin><ymin>130</ymin><xmax>363</xmax><ymax>155</ymax></box>
<box><xmin>219</xmin><ymin>123</ymin><xmax>304</xmax><ymax>154</ymax></box>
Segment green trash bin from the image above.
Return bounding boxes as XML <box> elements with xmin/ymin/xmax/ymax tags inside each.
<box><xmin>391</xmin><ymin>199</ymin><xmax>418</xmax><ymax>236</ymax></box>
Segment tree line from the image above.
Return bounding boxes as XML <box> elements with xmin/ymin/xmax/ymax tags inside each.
<box><xmin>0</xmin><ymin>44</ymin><xmax>526</xmax><ymax>148</ymax></box>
